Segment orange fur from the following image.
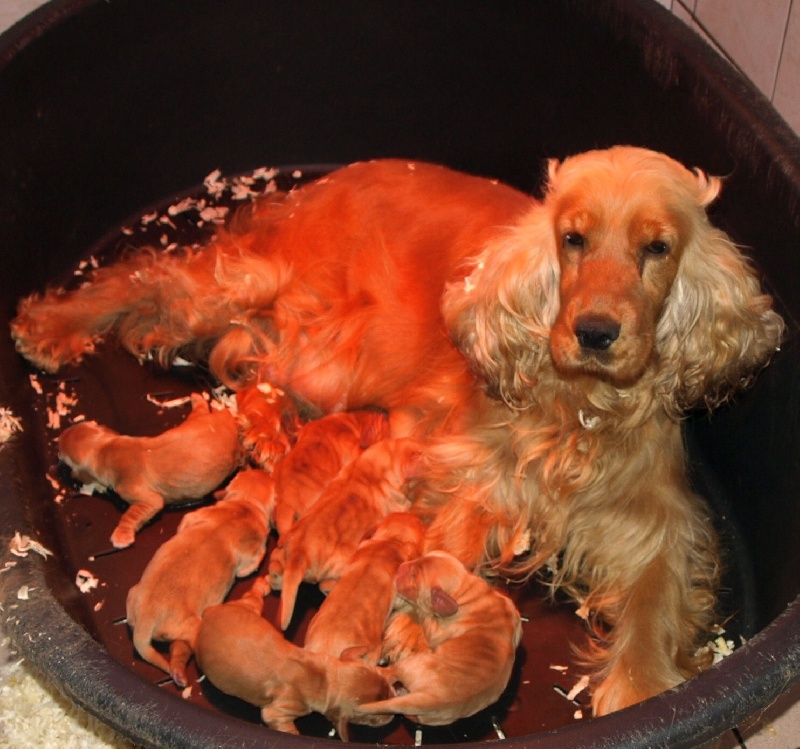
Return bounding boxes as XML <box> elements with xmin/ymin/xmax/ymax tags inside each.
<box><xmin>272</xmin><ymin>409</ymin><xmax>390</xmax><ymax>536</ymax></box>
<box><xmin>12</xmin><ymin>147</ymin><xmax>784</xmax><ymax>714</ymax></box>
<box><xmin>125</xmin><ymin>469</ymin><xmax>274</xmax><ymax>686</ymax></box>
<box><xmin>58</xmin><ymin>393</ymin><xmax>241</xmax><ymax>548</ymax></box>
<box><xmin>194</xmin><ymin>577</ymin><xmax>394</xmax><ymax>739</ymax></box>
<box><xmin>270</xmin><ymin>437</ymin><xmax>423</xmax><ymax>631</ymax></box>
<box><xmin>357</xmin><ymin>551</ymin><xmax>522</xmax><ymax>725</ymax></box>
<box><xmin>304</xmin><ymin>512</ymin><xmax>425</xmax><ymax>663</ymax></box>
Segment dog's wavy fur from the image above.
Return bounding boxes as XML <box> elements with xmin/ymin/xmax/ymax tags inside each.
<box><xmin>11</xmin><ymin>146</ymin><xmax>784</xmax><ymax>714</ymax></box>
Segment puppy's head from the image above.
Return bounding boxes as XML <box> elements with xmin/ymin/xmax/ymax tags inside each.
<box><xmin>58</xmin><ymin>421</ymin><xmax>115</xmax><ymax>476</ymax></box>
<box><xmin>329</xmin><ymin>660</ymin><xmax>395</xmax><ymax>738</ymax></box>
<box><xmin>394</xmin><ymin>550</ymin><xmax>467</xmax><ymax>618</ymax></box>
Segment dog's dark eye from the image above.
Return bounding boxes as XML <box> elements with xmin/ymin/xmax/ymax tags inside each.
<box><xmin>563</xmin><ymin>232</ymin><xmax>585</xmax><ymax>249</ymax></box>
<box><xmin>645</xmin><ymin>240</ymin><xmax>669</xmax><ymax>256</ymax></box>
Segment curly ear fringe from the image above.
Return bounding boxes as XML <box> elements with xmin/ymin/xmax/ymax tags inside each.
<box><xmin>655</xmin><ymin>224</ymin><xmax>784</xmax><ymax>415</ymax></box>
<box><xmin>441</xmin><ymin>206</ymin><xmax>560</xmax><ymax>408</ymax></box>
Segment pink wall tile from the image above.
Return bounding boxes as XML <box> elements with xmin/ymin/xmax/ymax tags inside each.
<box><xmin>773</xmin><ymin>1</ymin><xmax>800</xmax><ymax>134</ymax></box>
<box><xmin>692</xmin><ymin>0</ymin><xmax>792</xmax><ymax>95</ymax></box>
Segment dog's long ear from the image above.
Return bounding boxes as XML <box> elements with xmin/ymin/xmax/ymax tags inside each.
<box><xmin>654</xmin><ymin>172</ymin><xmax>784</xmax><ymax>414</ymax></box>
<box><xmin>441</xmin><ymin>203</ymin><xmax>560</xmax><ymax>408</ymax></box>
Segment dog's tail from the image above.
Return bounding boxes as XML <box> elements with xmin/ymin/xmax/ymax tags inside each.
<box><xmin>277</xmin><ymin>550</ymin><xmax>308</xmax><ymax>631</ymax></box>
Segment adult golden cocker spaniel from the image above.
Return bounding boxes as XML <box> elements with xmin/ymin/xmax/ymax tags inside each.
<box><xmin>11</xmin><ymin>145</ymin><xmax>784</xmax><ymax>715</ymax></box>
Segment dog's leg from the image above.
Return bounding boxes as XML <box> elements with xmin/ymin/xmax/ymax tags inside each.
<box><xmin>109</xmin><ymin>488</ymin><xmax>166</xmax><ymax>548</ymax></box>
<box><xmin>588</xmin><ymin>547</ymin><xmax>716</xmax><ymax>715</ymax></box>
<box><xmin>11</xmin><ymin>241</ymin><xmax>290</xmax><ymax>373</ymax></box>
<box><xmin>169</xmin><ymin>638</ymin><xmax>194</xmax><ymax>688</ymax></box>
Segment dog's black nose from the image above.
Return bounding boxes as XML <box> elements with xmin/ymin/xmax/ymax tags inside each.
<box><xmin>574</xmin><ymin>316</ymin><xmax>621</xmax><ymax>351</ymax></box>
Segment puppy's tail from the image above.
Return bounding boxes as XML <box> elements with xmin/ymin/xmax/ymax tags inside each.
<box><xmin>355</xmin><ymin>692</ymin><xmax>440</xmax><ymax>723</ymax></box>
<box><xmin>132</xmin><ymin>628</ymin><xmax>172</xmax><ymax>677</ymax></box>
<box><xmin>277</xmin><ymin>551</ymin><xmax>308</xmax><ymax>631</ymax></box>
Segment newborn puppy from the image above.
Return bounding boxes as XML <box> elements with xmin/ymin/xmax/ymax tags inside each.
<box><xmin>195</xmin><ymin>576</ymin><xmax>394</xmax><ymax>740</ymax></box>
<box><xmin>357</xmin><ymin>550</ymin><xmax>522</xmax><ymax>726</ymax></box>
<box><xmin>235</xmin><ymin>383</ymin><xmax>304</xmax><ymax>471</ymax></box>
<box><xmin>126</xmin><ymin>469</ymin><xmax>274</xmax><ymax>686</ymax></box>
<box><xmin>59</xmin><ymin>392</ymin><xmax>241</xmax><ymax>548</ymax></box>
<box><xmin>270</xmin><ymin>437</ymin><xmax>423</xmax><ymax>631</ymax></box>
<box><xmin>304</xmin><ymin>512</ymin><xmax>426</xmax><ymax>663</ymax></box>
<box><xmin>273</xmin><ymin>408</ymin><xmax>390</xmax><ymax>536</ymax></box>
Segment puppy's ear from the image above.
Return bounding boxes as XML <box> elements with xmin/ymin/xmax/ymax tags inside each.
<box><xmin>654</xmin><ymin>173</ymin><xmax>784</xmax><ymax>414</ymax></box>
<box><xmin>340</xmin><ymin>645</ymin><xmax>369</xmax><ymax>661</ymax></box>
<box><xmin>441</xmin><ymin>200</ymin><xmax>560</xmax><ymax>408</ymax></box>
<box><xmin>430</xmin><ymin>586</ymin><xmax>459</xmax><ymax>617</ymax></box>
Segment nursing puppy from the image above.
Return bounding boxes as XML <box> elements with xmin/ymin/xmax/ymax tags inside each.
<box><xmin>273</xmin><ymin>409</ymin><xmax>390</xmax><ymax>536</ymax></box>
<box><xmin>304</xmin><ymin>512</ymin><xmax>426</xmax><ymax>663</ymax></box>
<box><xmin>126</xmin><ymin>469</ymin><xmax>274</xmax><ymax>686</ymax></box>
<box><xmin>357</xmin><ymin>550</ymin><xmax>522</xmax><ymax>726</ymax></box>
<box><xmin>235</xmin><ymin>383</ymin><xmax>304</xmax><ymax>471</ymax></box>
<box><xmin>195</xmin><ymin>576</ymin><xmax>394</xmax><ymax>739</ymax></box>
<box><xmin>270</xmin><ymin>437</ymin><xmax>423</xmax><ymax>631</ymax></box>
<box><xmin>59</xmin><ymin>392</ymin><xmax>241</xmax><ymax>548</ymax></box>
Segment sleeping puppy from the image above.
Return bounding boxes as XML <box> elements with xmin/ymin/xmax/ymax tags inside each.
<box><xmin>125</xmin><ymin>469</ymin><xmax>274</xmax><ymax>686</ymax></box>
<box><xmin>58</xmin><ymin>392</ymin><xmax>241</xmax><ymax>548</ymax></box>
<box><xmin>357</xmin><ymin>550</ymin><xmax>522</xmax><ymax>726</ymax></box>
<box><xmin>272</xmin><ymin>408</ymin><xmax>390</xmax><ymax>536</ymax></box>
<box><xmin>304</xmin><ymin>512</ymin><xmax>425</xmax><ymax>663</ymax></box>
<box><xmin>270</xmin><ymin>437</ymin><xmax>423</xmax><ymax>631</ymax></box>
<box><xmin>194</xmin><ymin>576</ymin><xmax>394</xmax><ymax>740</ymax></box>
<box><xmin>235</xmin><ymin>382</ymin><xmax>304</xmax><ymax>471</ymax></box>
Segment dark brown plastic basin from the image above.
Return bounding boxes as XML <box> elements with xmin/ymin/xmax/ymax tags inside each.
<box><xmin>1</xmin><ymin>1</ymin><xmax>799</xmax><ymax>747</ymax></box>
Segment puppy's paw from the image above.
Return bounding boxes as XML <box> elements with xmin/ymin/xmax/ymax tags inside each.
<box><xmin>110</xmin><ymin>526</ymin><xmax>135</xmax><ymax>549</ymax></box>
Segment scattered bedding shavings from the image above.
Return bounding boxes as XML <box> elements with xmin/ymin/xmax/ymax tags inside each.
<box><xmin>0</xmin><ymin>408</ymin><xmax>22</xmax><ymax>443</ymax></box>
<box><xmin>9</xmin><ymin>532</ymin><xmax>53</xmax><ymax>559</ymax></box>
<box><xmin>198</xmin><ymin>205</ymin><xmax>229</xmax><ymax>224</ymax></box>
<box><xmin>565</xmin><ymin>674</ymin><xmax>590</xmax><ymax>702</ymax></box>
<box><xmin>1</xmin><ymin>561</ymin><xmax>17</xmax><ymax>574</ymax></box>
<box><xmin>75</xmin><ymin>570</ymin><xmax>99</xmax><ymax>594</ymax></box>
<box><xmin>209</xmin><ymin>385</ymin><xmax>237</xmax><ymax>412</ymax></box>
<box><xmin>491</xmin><ymin>717</ymin><xmax>506</xmax><ymax>739</ymax></box>
<box><xmin>146</xmin><ymin>393</ymin><xmax>192</xmax><ymax>409</ymax></box>
<box><xmin>578</xmin><ymin>409</ymin><xmax>600</xmax><ymax>430</ymax></box>
<box><xmin>181</xmin><ymin>685</ymin><xmax>192</xmax><ymax>699</ymax></box>
<box><xmin>28</xmin><ymin>374</ymin><xmax>43</xmax><ymax>395</ymax></box>
<box><xmin>549</xmin><ymin>664</ymin><xmax>569</xmax><ymax>673</ymax></box>
<box><xmin>573</xmin><ymin>709</ymin><xmax>583</xmax><ymax>720</ymax></box>
<box><xmin>203</xmin><ymin>168</ymin><xmax>227</xmax><ymax>198</ymax></box>
<box><xmin>513</xmin><ymin>528</ymin><xmax>531</xmax><ymax>556</ymax></box>
<box><xmin>78</xmin><ymin>481</ymin><xmax>108</xmax><ymax>496</ymax></box>
<box><xmin>16</xmin><ymin>586</ymin><xmax>31</xmax><ymax>601</ymax></box>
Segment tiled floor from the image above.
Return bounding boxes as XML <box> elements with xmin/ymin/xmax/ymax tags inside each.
<box><xmin>1</xmin><ymin>2</ymin><xmax>799</xmax><ymax>747</ymax></box>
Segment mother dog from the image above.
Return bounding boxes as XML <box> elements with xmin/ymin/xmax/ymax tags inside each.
<box><xmin>11</xmin><ymin>146</ymin><xmax>783</xmax><ymax>715</ymax></box>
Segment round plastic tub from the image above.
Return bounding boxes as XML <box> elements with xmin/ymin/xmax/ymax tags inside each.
<box><xmin>1</xmin><ymin>1</ymin><xmax>798</xmax><ymax>747</ymax></box>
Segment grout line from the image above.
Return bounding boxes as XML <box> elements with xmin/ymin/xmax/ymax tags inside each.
<box><xmin>770</xmin><ymin>0</ymin><xmax>794</xmax><ymax>101</ymax></box>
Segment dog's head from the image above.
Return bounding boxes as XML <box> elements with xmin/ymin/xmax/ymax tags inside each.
<box><xmin>444</xmin><ymin>146</ymin><xmax>784</xmax><ymax>412</ymax></box>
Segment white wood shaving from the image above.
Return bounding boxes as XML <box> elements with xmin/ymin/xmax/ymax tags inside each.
<box><xmin>578</xmin><ymin>409</ymin><xmax>600</xmax><ymax>430</ymax></box>
<box><xmin>0</xmin><ymin>408</ymin><xmax>22</xmax><ymax>443</ymax></box>
<box><xmin>491</xmin><ymin>717</ymin><xmax>506</xmax><ymax>739</ymax></box>
<box><xmin>512</xmin><ymin>528</ymin><xmax>531</xmax><ymax>556</ymax></box>
<box><xmin>573</xmin><ymin>709</ymin><xmax>583</xmax><ymax>720</ymax></box>
<box><xmin>203</xmin><ymin>168</ymin><xmax>226</xmax><ymax>197</ymax></box>
<box><xmin>566</xmin><ymin>674</ymin><xmax>590</xmax><ymax>701</ymax></box>
<box><xmin>549</xmin><ymin>664</ymin><xmax>569</xmax><ymax>673</ymax></box>
<box><xmin>145</xmin><ymin>393</ymin><xmax>192</xmax><ymax>409</ymax></box>
<box><xmin>16</xmin><ymin>586</ymin><xmax>30</xmax><ymax>601</ymax></box>
<box><xmin>28</xmin><ymin>375</ymin><xmax>43</xmax><ymax>395</ymax></box>
<box><xmin>9</xmin><ymin>532</ymin><xmax>53</xmax><ymax>559</ymax></box>
<box><xmin>79</xmin><ymin>481</ymin><xmax>108</xmax><ymax>496</ymax></box>
<box><xmin>75</xmin><ymin>570</ymin><xmax>99</xmax><ymax>594</ymax></box>
<box><xmin>414</xmin><ymin>728</ymin><xmax>423</xmax><ymax>746</ymax></box>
